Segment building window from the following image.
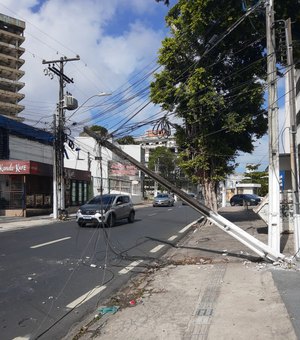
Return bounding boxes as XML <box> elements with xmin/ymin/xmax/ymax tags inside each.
<box><xmin>0</xmin><ymin>128</ymin><xmax>9</xmax><ymax>159</ymax></box>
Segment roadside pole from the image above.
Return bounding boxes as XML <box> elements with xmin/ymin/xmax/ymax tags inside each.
<box><xmin>266</xmin><ymin>0</ymin><xmax>281</xmax><ymax>253</ymax></box>
<box><xmin>285</xmin><ymin>18</ymin><xmax>300</xmax><ymax>258</ymax></box>
<box><xmin>42</xmin><ymin>56</ymin><xmax>80</xmax><ymax>218</ymax></box>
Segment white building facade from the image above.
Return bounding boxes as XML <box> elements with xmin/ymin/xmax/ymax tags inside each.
<box><xmin>64</xmin><ymin>137</ymin><xmax>144</xmax><ymax>204</ymax></box>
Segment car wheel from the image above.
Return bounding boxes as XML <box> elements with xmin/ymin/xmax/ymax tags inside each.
<box><xmin>128</xmin><ymin>211</ymin><xmax>135</xmax><ymax>223</ymax></box>
<box><xmin>230</xmin><ymin>201</ymin><xmax>235</xmax><ymax>206</ymax></box>
<box><xmin>106</xmin><ymin>214</ymin><xmax>116</xmax><ymax>228</ymax></box>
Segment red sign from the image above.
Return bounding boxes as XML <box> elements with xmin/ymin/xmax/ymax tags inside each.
<box><xmin>0</xmin><ymin>160</ymin><xmax>30</xmax><ymax>174</ymax></box>
<box><xmin>0</xmin><ymin>160</ymin><xmax>91</xmax><ymax>180</ymax></box>
<box><xmin>0</xmin><ymin>160</ymin><xmax>52</xmax><ymax>176</ymax></box>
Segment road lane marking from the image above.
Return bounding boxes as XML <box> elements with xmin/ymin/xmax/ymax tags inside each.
<box><xmin>167</xmin><ymin>208</ymin><xmax>173</xmax><ymax>211</ymax></box>
<box><xmin>66</xmin><ymin>285</ymin><xmax>107</xmax><ymax>309</ymax></box>
<box><xmin>150</xmin><ymin>245</ymin><xmax>165</xmax><ymax>253</ymax></box>
<box><xmin>168</xmin><ymin>235</ymin><xmax>178</xmax><ymax>241</ymax></box>
<box><xmin>30</xmin><ymin>237</ymin><xmax>71</xmax><ymax>249</ymax></box>
<box><xmin>148</xmin><ymin>213</ymin><xmax>157</xmax><ymax>216</ymax></box>
<box><xmin>179</xmin><ymin>220</ymin><xmax>198</xmax><ymax>233</ymax></box>
<box><xmin>118</xmin><ymin>260</ymin><xmax>143</xmax><ymax>274</ymax></box>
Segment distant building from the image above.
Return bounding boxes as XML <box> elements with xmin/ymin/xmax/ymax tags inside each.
<box><xmin>64</xmin><ymin>137</ymin><xmax>144</xmax><ymax>204</ymax></box>
<box><xmin>134</xmin><ymin>129</ymin><xmax>177</xmax><ymax>165</ymax></box>
<box><xmin>0</xmin><ymin>13</ymin><xmax>25</xmax><ymax>119</ymax></box>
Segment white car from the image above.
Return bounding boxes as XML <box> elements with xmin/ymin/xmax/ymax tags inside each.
<box><xmin>76</xmin><ymin>194</ymin><xmax>135</xmax><ymax>227</ymax></box>
<box><xmin>152</xmin><ymin>194</ymin><xmax>175</xmax><ymax>207</ymax></box>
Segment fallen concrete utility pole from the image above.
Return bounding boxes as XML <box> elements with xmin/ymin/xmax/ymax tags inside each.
<box><xmin>84</xmin><ymin>128</ymin><xmax>287</xmax><ymax>263</ymax></box>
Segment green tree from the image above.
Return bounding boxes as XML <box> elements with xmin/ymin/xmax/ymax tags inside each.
<box><xmin>148</xmin><ymin>146</ymin><xmax>177</xmax><ymax>183</ymax></box>
<box><xmin>242</xmin><ymin>164</ymin><xmax>268</xmax><ymax>196</ymax></box>
<box><xmin>116</xmin><ymin>135</ymin><xmax>137</xmax><ymax>145</ymax></box>
<box><xmin>150</xmin><ymin>0</ymin><xmax>300</xmax><ymax>210</ymax></box>
<box><xmin>80</xmin><ymin>125</ymin><xmax>108</xmax><ymax>137</ymax></box>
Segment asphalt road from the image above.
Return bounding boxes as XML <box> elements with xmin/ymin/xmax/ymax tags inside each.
<box><xmin>0</xmin><ymin>203</ymin><xmax>201</xmax><ymax>340</ymax></box>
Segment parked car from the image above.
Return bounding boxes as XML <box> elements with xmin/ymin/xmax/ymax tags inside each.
<box><xmin>182</xmin><ymin>192</ymin><xmax>197</xmax><ymax>205</ymax></box>
<box><xmin>153</xmin><ymin>193</ymin><xmax>175</xmax><ymax>207</ymax></box>
<box><xmin>76</xmin><ymin>194</ymin><xmax>135</xmax><ymax>227</ymax></box>
<box><xmin>230</xmin><ymin>194</ymin><xmax>261</xmax><ymax>206</ymax></box>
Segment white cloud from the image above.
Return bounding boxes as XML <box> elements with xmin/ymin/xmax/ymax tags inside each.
<box><xmin>0</xmin><ymin>0</ymin><xmax>169</xmax><ymax>133</ymax></box>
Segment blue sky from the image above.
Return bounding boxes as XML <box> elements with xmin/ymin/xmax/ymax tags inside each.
<box><xmin>0</xmin><ymin>0</ymin><xmax>286</xmax><ymax>173</ymax></box>
<box><xmin>0</xmin><ymin>0</ymin><xmax>173</xmax><ymax>134</ymax></box>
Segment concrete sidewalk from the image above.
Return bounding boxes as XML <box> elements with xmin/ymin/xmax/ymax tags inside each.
<box><xmin>65</xmin><ymin>206</ymin><xmax>300</xmax><ymax>340</ymax></box>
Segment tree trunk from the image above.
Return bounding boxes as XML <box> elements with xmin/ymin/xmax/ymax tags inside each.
<box><xmin>203</xmin><ymin>179</ymin><xmax>218</xmax><ymax>211</ymax></box>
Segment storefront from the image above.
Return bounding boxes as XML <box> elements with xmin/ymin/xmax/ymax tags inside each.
<box><xmin>0</xmin><ymin>160</ymin><xmax>91</xmax><ymax>217</ymax></box>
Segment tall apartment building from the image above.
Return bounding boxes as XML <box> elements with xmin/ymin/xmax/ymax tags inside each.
<box><xmin>0</xmin><ymin>13</ymin><xmax>25</xmax><ymax>119</ymax></box>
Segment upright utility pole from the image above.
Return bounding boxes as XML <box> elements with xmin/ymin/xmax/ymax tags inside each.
<box><xmin>266</xmin><ymin>0</ymin><xmax>281</xmax><ymax>252</ymax></box>
<box><xmin>285</xmin><ymin>18</ymin><xmax>300</xmax><ymax>258</ymax></box>
<box><xmin>43</xmin><ymin>56</ymin><xmax>80</xmax><ymax>218</ymax></box>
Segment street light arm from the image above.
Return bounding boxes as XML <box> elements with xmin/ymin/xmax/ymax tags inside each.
<box><xmin>67</xmin><ymin>92</ymin><xmax>111</xmax><ymax>121</ymax></box>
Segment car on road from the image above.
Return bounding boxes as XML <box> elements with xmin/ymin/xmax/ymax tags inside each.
<box><xmin>76</xmin><ymin>194</ymin><xmax>135</xmax><ymax>227</ymax></box>
<box><xmin>229</xmin><ymin>194</ymin><xmax>261</xmax><ymax>206</ymax></box>
<box><xmin>153</xmin><ymin>193</ymin><xmax>175</xmax><ymax>207</ymax></box>
<box><xmin>182</xmin><ymin>192</ymin><xmax>197</xmax><ymax>205</ymax></box>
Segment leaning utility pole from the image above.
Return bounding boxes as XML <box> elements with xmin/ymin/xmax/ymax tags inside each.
<box><xmin>285</xmin><ymin>18</ymin><xmax>300</xmax><ymax>258</ymax></box>
<box><xmin>266</xmin><ymin>0</ymin><xmax>281</xmax><ymax>253</ymax></box>
<box><xmin>84</xmin><ymin>127</ymin><xmax>289</xmax><ymax>263</ymax></box>
<box><xmin>43</xmin><ymin>56</ymin><xmax>80</xmax><ymax>218</ymax></box>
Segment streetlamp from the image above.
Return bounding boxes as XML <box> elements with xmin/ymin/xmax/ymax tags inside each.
<box><xmin>67</xmin><ymin>92</ymin><xmax>111</xmax><ymax>122</ymax></box>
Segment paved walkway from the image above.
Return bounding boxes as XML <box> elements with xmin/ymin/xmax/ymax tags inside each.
<box><xmin>63</xmin><ymin>206</ymin><xmax>300</xmax><ymax>340</ymax></box>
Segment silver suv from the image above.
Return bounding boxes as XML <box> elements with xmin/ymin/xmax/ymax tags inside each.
<box><xmin>76</xmin><ymin>194</ymin><xmax>135</xmax><ymax>227</ymax></box>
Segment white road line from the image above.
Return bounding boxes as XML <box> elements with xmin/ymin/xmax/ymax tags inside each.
<box><xmin>66</xmin><ymin>285</ymin><xmax>106</xmax><ymax>309</ymax></box>
<box><xmin>148</xmin><ymin>213</ymin><xmax>157</xmax><ymax>216</ymax></box>
<box><xmin>30</xmin><ymin>237</ymin><xmax>71</xmax><ymax>249</ymax></box>
<box><xmin>118</xmin><ymin>260</ymin><xmax>143</xmax><ymax>275</ymax></box>
<box><xmin>168</xmin><ymin>235</ymin><xmax>178</xmax><ymax>241</ymax></box>
<box><xmin>167</xmin><ymin>208</ymin><xmax>173</xmax><ymax>211</ymax></box>
<box><xmin>150</xmin><ymin>244</ymin><xmax>165</xmax><ymax>253</ymax></box>
<box><xmin>179</xmin><ymin>220</ymin><xmax>198</xmax><ymax>233</ymax></box>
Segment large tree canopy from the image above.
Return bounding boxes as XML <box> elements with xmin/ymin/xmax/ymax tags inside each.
<box><xmin>150</xmin><ymin>0</ymin><xmax>300</xmax><ymax>210</ymax></box>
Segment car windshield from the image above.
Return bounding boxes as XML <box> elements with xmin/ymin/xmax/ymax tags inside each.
<box><xmin>156</xmin><ymin>194</ymin><xmax>168</xmax><ymax>198</ymax></box>
<box><xmin>87</xmin><ymin>195</ymin><xmax>115</xmax><ymax>205</ymax></box>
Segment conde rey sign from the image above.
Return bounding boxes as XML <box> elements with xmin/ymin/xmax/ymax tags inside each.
<box><xmin>0</xmin><ymin>161</ymin><xmax>29</xmax><ymax>174</ymax></box>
